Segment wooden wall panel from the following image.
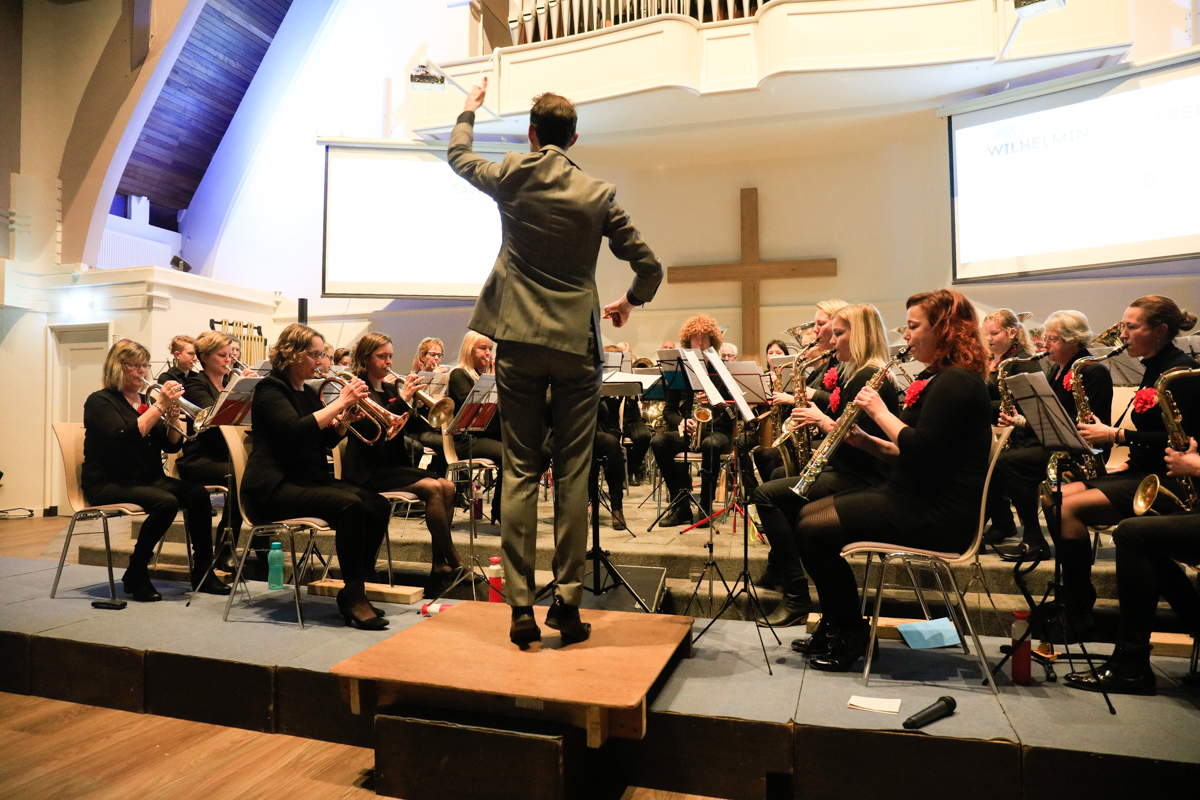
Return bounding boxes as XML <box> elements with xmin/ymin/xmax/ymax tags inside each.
<box><xmin>117</xmin><ymin>0</ymin><xmax>293</xmax><ymax>211</ymax></box>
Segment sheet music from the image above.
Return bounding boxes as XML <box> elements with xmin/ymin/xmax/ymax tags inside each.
<box><xmin>655</xmin><ymin>349</ymin><xmax>690</xmax><ymax>392</ymax></box>
<box><xmin>891</xmin><ymin>361</ymin><xmax>923</xmax><ymax>391</ymax></box>
<box><xmin>1175</xmin><ymin>335</ymin><xmax>1200</xmax><ymax>359</ymax></box>
<box><xmin>603</xmin><ymin>371</ymin><xmax>659</xmax><ymax>390</ymax></box>
<box><xmin>703</xmin><ymin>351</ymin><xmax>756</xmax><ymax>421</ymax></box>
<box><xmin>1007</xmin><ymin>372</ymin><xmax>1096</xmax><ymax>454</ymax></box>
<box><xmin>449</xmin><ymin>374</ymin><xmax>497</xmax><ymax>433</ymax></box>
<box><xmin>206</xmin><ymin>374</ymin><xmax>262</xmax><ymax>427</ymax></box>
<box><xmin>678</xmin><ymin>348</ymin><xmax>725</xmax><ymax>407</ymax></box>
<box><xmin>723</xmin><ymin>361</ymin><xmax>770</xmax><ymax>405</ymax></box>
<box><xmin>418</xmin><ymin>371</ymin><xmax>451</xmax><ymax>397</ymax></box>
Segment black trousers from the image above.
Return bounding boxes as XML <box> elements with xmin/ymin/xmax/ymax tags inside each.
<box><xmin>593</xmin><ymin>430</ymin><xmax>626</xmax><ymax>508</ymax></box>
<box><xmin>177</xmin><ymin>457</ymin><xmax>241</xmax><ymax>548</ymax></box>
<box><xmin>85</xmin><ymin>476</ymin><xmax>213</xmax><ymax>569</ymax></box>
<box><xmin>652</xmin><ymin>429</ymin><xmax>730</xmax><ymax>514</ymax></box>
<box><xmin>252</xmin><ymin>479</ymin><xmax>391</xmax><ymax>583</ymax></box>
<box><xmin>754</xmin><ymin>471</ymin><xmax>870</xmax><ymax>573</ymax></box>
<box><xmin>985</xmin><ymin>445</ymin><xmax>1050</xmax><ymax>532</ymax></box>
<box><xmin>1113</xmin><ymin>513</ymin><xmax>1200</xmax><ymax>650</ymax></box>
<box><xmin>624</xmin><ymin>420</ymin><xmax>652</xmax><ymax>477</ymax></box>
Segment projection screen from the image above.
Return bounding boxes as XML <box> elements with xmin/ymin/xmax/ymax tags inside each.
<box><xmin>950</xmin><ymin>57</ymin><xmax>1200</xmax><ymax>282</ymax></box>
<box><xmin>322</xmin><ymin>142</ymin><xmax>516</xmax><ymax>298</ymax></box>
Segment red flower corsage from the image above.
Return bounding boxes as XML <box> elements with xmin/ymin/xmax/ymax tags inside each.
<box><xmin>822</xmin><ymin>367</ymin><xmax>838</xmax><ymax>390</ymax></box>
<box><xmin>136</xmin><ymin>403</ymin><xmax>149</xmax><ymax>415</ymax></box>
<box><xmin>904</xmin><ymin>379</ymin><xmax>928</xmax><ymax>409</ymax></box>
<box><xmin>1133</xmin><ymin>387</ymin><xmax>1157</xmax><ymax>414</ymax></box>
<box><xmin>1062</xmin><ymin>371</ymin><xmax>1074</xmax><ymax>391</ymax></box>
<box><xmin>829</xmin><ymin>387</ymin><xmax>842</xmax><ymax>414</ymax></box>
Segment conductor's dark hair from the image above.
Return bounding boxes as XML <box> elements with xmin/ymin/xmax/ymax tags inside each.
<box><xmin>530</xmin><ymin>93</ymin><xmax>577</xmax><ymax>149</ymax></box>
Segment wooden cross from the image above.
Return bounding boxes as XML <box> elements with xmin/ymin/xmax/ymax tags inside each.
<box><xmin>666</xmin><ymin>188</ymin><xmax>837</xmax><ymax>361</ymax></box>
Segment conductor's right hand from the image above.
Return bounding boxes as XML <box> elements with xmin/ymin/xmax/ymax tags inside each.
<box><xmin>464</xmin><ymin>77</ymin><xmax>487</xmax><ymax>112</ymax></box>
<box><xmin>338</xmin><ymin>378</ymin><xmax>369</xmax><ymax>410</ymax></box>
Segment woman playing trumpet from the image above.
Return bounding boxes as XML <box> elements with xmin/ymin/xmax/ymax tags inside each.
<box><xmin>448</xmin><ymin>331</ymin><xmax>503</xmax><ymax>524</ymax></box>
<box><xmin>752</xmin><ymin>304</ymin><xmax>898</xmax><ymax>628</ymax></box>
<box><xmin>243</xmin><ymin>323</ymin><xmax>390</xmax><ymax>630</ymax></box>
<box><xmin>1050</xmin><ymin>296</ymin><xmax>1198</xmax><ymax>642</ymax></box>
<box><xmin>342</xmin><ymin>333</ymin><xmax>467</xmax><ymax>593</ymax></box>
<box><xmin>792</xmin><ymin>290</ymin><xmax>992</xmax><ymax>671</ymax></box>
<box><xmin>82</xmin><ymin>339</ymin><xmax>228</xmax><ymax>601</ymax></box>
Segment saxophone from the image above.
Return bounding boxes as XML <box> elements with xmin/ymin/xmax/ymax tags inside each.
<box><xmin>996</xmin><ymin>351</ymin><xmax>1048</xmax><ymax>450</ymax></box>
<box><xmin>789</xmin><ymin>347</ymin><xmax>911</xmax><ymax>498</ymax></box>
<box><xmin>1043</xmin><ymin>322</ymin><xmax>1126</xmax><ymax>490</ymax></box>
<box><xmin>769</xmin><ymin>348</ymin><xmax>834</xmax><ymax>477</ymax></box>
<box><xmin>1133</xmin><ymin>367</ymin><xmax>1200</xmax><ymax>514</ymax></box>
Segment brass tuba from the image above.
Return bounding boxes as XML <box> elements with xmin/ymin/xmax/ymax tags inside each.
<box><xmin>1133</xmin><ymin>367</ymin><xmax>1200</xmax><ymax>515</ymax></box>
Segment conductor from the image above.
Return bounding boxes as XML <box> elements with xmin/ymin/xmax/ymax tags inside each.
<box><xmin>449</xmin><ymin>79</ymin><xmax>662</xmax><ymax>647</ymax></box>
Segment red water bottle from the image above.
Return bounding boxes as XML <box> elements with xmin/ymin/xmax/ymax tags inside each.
<box><xmin>1011</xmin><ymin>610</ymin><xmax>1032</xmax><ymax>685</ymax></box>
<box><xmin>486</xmin><ymin>556</ymin><xmax>503</xmax><ymax>603</ymax></box>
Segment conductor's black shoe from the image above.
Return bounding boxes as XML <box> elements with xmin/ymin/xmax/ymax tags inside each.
<box><xmin>510</xmin><ymin>606</ymin><xmax>541</xmax><ymax>647</ymax></box>
<box><xmin>1065</xmin><ymin>659</ymin><xmax>1156</xmax><ymax>696</ymax></box>
<box><xmin>660</xmin><ymin>507</ymin><xmax>693</xmax><ymax>528</ymax></box>
<box><xmin>545</xmin><ymin>596</ymin><xmax>591</xmax><ymax>644</ymax></box>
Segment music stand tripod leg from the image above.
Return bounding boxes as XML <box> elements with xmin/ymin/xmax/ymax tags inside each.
<box><xmin>585</xmin><ymin>454</ymin><xmax>651</xmax><ymax>612</ymax></box>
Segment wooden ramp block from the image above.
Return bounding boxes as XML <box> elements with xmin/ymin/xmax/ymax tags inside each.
<box><xmin>147</xmin><ymin>564</ymin><xmax>190</xmax><ymax>581</ymax></box>
<box><xmin>807</xmin><ymin>613</ymin><xmax>913</xmax><ymax>640</ymax></box>
<box><xmin>307</xmin><ymin>578</ymin><xmax>424</xmax><ymax>605</ymax></box>
<box><xmin>1150</xmin><ymin>631</ymin><xmax>1198</xmax><ymax>658</ymax></box>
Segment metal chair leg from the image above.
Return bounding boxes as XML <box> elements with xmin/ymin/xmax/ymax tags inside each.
<box><xmin>903</xmin><ymin>557</ymin><xmax>932</xmax><ymax>620</ymax></box>
<box><xmin>944</xmin><ymin>563</ymin><xmax>998</xmax><ymax>695</ymax></box>
<box><xmin>859</xmin><ymin>552</ymin><xmax>873</xmax><ymax>615</ymax></box>
<box><xmin>862</xmin><ymin>554</ymin><xmax>891</xmax><ymax>686</ymax></box>
<box><xmin>51</xmin><ymin>515</ymin><xmax>79</xmax><ymax>598</ymax></box>
<box><xmin>288</xmin><ymin>529</ymin><xmax>305</xmax><ymax>630</ymax></box>
<box><xmin>100</xmin><ymin>516</ymin><xmax>118</xmax><ymax>602</ymax></box>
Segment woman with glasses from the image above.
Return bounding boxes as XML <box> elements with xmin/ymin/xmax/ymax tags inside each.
<box><xmin>242</xmin><ymin>323</ymin><xmax>391</xmax><ymax>630</ymax></box>
<box><xmin>82</xmin><ymin>339</ymin><xmax>228</xmax><ymax>601</ymax></box>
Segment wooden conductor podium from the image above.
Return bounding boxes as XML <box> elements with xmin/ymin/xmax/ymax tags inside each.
<box><xmin>330</xmin><ymin>601</ymin><xmax>694</xmax><ymax>799</ymax></box>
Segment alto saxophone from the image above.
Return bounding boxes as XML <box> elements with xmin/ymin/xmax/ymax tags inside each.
<box><xmin>996</xmin><ymin>351</ymin><xmax>1048</xmax><ymax>450</ymax></box>
<box><xmin>771</xmin><ymin>348</ymin><xmax>835</xmax><ymax>477</ymax></box>
<box><xmin>1133</xmin><ymin>367</ymin><xmax>1200</xmax><ymax>514</ymax></box>
<box><xmin>690</xmin><ymin>404</ymin><xmax>713</xmax><ymax>449</ymax></box>
<box><xmin>790</xmin><ymin>347</ymin><xmax>912</xmax><ymax>498</ymax></box>
<box><xmin>1043</xmin><ymin>323</ymin><xmax>1126</xmax><ymax>492</ymax></box>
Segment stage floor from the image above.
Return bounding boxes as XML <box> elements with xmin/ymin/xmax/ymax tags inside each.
<box><xmin>2</xmin><ymin>556</ymin><xmax>1199</xmax><ymax>798</ymax></box>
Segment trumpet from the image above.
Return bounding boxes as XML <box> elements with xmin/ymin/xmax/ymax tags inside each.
<box><xmin>387</xmin><ymin>368</ymin><xmax>456</xmax><ymax>429</ymax></box>
<box><xmin>318</xmin><ymin>371</ymin><xmax>407</xmax><ymax>444</ymax></box>
<box><xmin>140</xmin><ymin>378</ymin><xmax>210</xmax><ymax>440</ymax></box>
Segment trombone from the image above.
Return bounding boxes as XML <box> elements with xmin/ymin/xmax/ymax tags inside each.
<box><xmin>318</xmin><ymin>371</ymin><xmax>408</xmax><ymax>444</ymax></box>
<box><xmin>140</xmin><ymin>378</ymin><xmax>210</xmax><ymax>441</ymax></box>
<box><xmin>387</xmin><ymin>368</ymin><xmax>456</xmax><ymax>429</ymax></box>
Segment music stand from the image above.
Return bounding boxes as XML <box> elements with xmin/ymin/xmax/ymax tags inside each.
<box><xmin>431</xmin><ymin>374</ymin><xmax>499</xmax><ymax>601</ymax></box>
<box><xmin>583</xmin><ymin>378</ymin><xmax>652</xmax><ymax>612</ymax></box>
<box><xmin>990</xmin><ymin>372</ymin><xmax>1115</xmax><ymax>713</ymax></box>
<box><xmin>646</xmin><ymin>349</ymin><xmax>715</xmax><ymax>531</ymax></box>
<box><xmin>187</xmin><ymin>375</ymin><xmax>262</xmax><ymax>607</ymax></box>
<box><xmin>691</xmin><ymin>349</ymin><xmax>780</xmax><ymax>673</ymax></box>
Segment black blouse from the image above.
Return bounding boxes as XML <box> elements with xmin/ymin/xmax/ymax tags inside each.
<box><xmin>242</xmin><ymin>371</ymin><xmax>346</xmax><ymax>502</ymax></box>
<box><xmin>887</xmin><ymin>367</ymin><xmax>993</xmax><ymax>509</ymax></box>
<box><xmin>826</xmin><ymin>364</ymin><xmax>898</xmax><ymax>481</ymax></box>
<box><xmin>342</xmin><ymin>375</ymin><xmax>416</xmax><ymax>485</ymax></box>
<box><xmin>179</xmin><ymin>372</ymin><xmax>230</xmax><ymax>467</ymax></box>
<box><xmin>1124</xmin><ymin>344</ymin><xmax>1200</xmax><ymax>473</ymax></box>
<box><xmin>157</xmin><ymin>365</ymin><xmax>191</xmax><ymax>387</ymax></box>
<box><xmin>81</xmin><ymin>388</ymin><xmax>180</xmax><ymax>489</ymax></box>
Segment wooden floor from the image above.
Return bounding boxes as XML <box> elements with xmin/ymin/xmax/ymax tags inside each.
<box><xmin>0</xmin><ymin>517</ymin><xmax>66</xmax><ymax>560</ymax></box>
<box><xmin>0</xmin><ymin>693</ymin><xmax>713</xmax><ymax>800</ymax></box>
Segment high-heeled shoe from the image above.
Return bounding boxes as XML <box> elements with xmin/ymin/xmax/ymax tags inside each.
<box><xmin>336</xmin><ymin>589</ymin><xmax>389</xmax><ymax>631</ymax></box>
<box><xmin>121</xmin><ymin>564</ymin><xmax>161</xmax><ymax>602</ymax></box>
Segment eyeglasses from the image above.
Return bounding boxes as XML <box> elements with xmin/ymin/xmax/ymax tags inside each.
<box><xmin>123</xmin><ymin>362</ymin><xmax>149</xmax><ymax>370</ymax></box>
<box><xmin>1043</xmin><ymin>335</ymin><xmax>1064</xmax><ymax>345</ymax></box>
<box><xmin>304</xmin><ymin>350</ymin><xmax>325</xmax><ymax>359</ymax></box>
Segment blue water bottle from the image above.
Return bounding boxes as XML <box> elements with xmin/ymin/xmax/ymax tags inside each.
<box><xmin>267</xmin><ymin>542</ymin><xmax>285</xmax><ymax>590</ymax></box>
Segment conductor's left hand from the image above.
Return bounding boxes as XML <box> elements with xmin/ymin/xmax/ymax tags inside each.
<box><xmin>603</xmin><ymin>295</ymin><xmax>634</xmax><ymax>328</ymax></box>
<box><xmin>464</xmin><ymin>77</ymin><xmax>487</xmax><ymax>112</ymax></box>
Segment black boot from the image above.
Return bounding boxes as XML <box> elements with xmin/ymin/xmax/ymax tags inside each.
<box><xmin>1065</xmin><ymin>644</ymin><xmax>1156</xmax><ymax>695</ymax></box>
<box><xmin>192</xmin><ymin>562</ymin><xmax>232</xmax><ymax>595</ymax></box>
<box><xmin>809</xmin><ymin>622</ymin><xmax>872</xmax><ymax>672</ymax></box>
<box><xmin>754</xmin><ymin>554</ymin><xmax>782</xmax><ymax>591</ymax></box>
<box><xmin>757</xmin><ymin>562</ymin><xmax>813</xmax><ymax>628</ymax></box>
<box><xmin>792</xmin><ymin>616</ymin><xmax>831</xmax><ymax>655</ymax></box>
<box><xmin>121</xmin><ymin>557</ymin><xmax>161</xmax><ymax>602</ymax></box>
<box><xmin>1043</xmin><ymin>538</ymin><xmax>1096</xmax><ymax>643</ymax></box>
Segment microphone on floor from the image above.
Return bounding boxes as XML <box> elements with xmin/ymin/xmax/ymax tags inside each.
<box><xmin>903</xmin><ymin>696</ymin><xmax>956</xmax><ymax>730</ymax></box>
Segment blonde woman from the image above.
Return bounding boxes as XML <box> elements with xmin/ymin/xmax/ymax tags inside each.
<box><xmin>448</xmin><ymin>331</ymin><xmax>503</xmax><ymax>523</ymax></box>
<box><xmin>82</xmin><ymin>339</ymin><xmax>226</xmax><ymax>600</ymax></box>
<box><xmin>412</xmin><ymin>337</ymin><xmax>449</xmax><ymax>373</ymax></box>
<box><xmin>752</xmin><ymin>304</ymin><xmax>897</xmax><ymax>628</ymax></box>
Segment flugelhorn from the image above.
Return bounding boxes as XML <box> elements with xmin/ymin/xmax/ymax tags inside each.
<box><xmin>140</xmin><ymin>377</ymin><xmax>210</xmax><ymax>440</ymax></box>
<box><xmin>318</xmin><ymin>371</ymin><xmax>407</xmax><ymax>444</ymax></box>
<box><xmin>387</xmin><ymin>368</ymin><xmax>455</xmax><ymax>429</ymax></box>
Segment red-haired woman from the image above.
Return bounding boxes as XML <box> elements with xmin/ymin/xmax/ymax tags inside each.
<box><xmin>792</xmin><ymin>290</ymin><xmax>993</xmax><ymax>670</ymax></box>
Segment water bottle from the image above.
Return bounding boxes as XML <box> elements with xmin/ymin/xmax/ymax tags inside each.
<box><xmin>267</xmin><ymin>542</ymin><xmax>285</xmax><ymax>590</ymax></box>
<box><xmin>486</xmin><ymin>556</ymin><xmax>503</xmax><ymax>603</ymax></box>
<box><xmin>1011</xmin><ymin>610</ymin><xmax>1032</xmax><ymax>685</ymax></box>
